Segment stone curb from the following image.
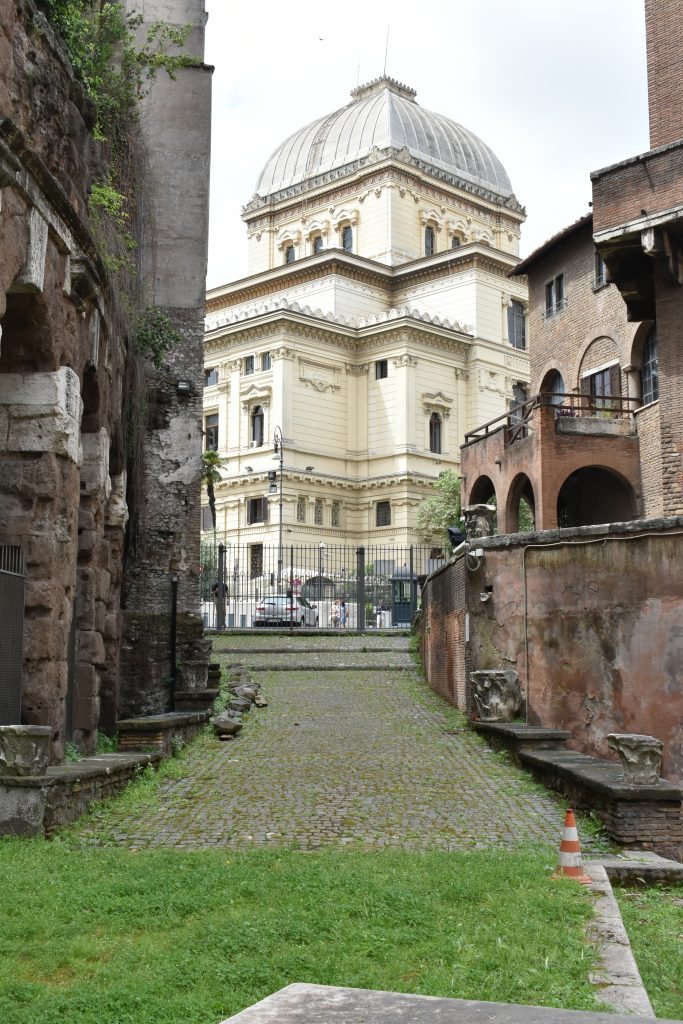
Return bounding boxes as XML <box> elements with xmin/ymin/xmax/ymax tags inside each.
<box><xmin>584</xmin><ymin>863</ymin><xmax>654</xmax><ymax>1017</ymax></box>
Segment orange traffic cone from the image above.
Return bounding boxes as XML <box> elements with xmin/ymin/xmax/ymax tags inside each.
<box><xmin>552</xmin><ymin>809</ymin><xmax>593</xmax><ymax>885</ymax></box>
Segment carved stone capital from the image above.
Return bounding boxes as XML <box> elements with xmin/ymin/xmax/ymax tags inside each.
<box><xmin>393</xmin><ymin>355</ymin><xmax>418</xmax><ymax>369</ymax></box>
<box><xmin>345</xmin><ymin>363</ymin><xmax>370</xmax><ymax>376</ymax></box>
<box><xmin>463</xmin><ymin>504</ymin><xmax>495</xmax><ymax>538</ymax></box>
<box><xmin>470</xmin><ymin>670</ymin><xmax>522</xmax><ymax>723</ymax></box>
<box><xmin>608</xmin><ymin>733</ymin><xmax>663</xmax><ymax>785</ymax></box>
<box><xmin>0</xmin><ymin>726</ymin><xmax>51</xmax><ymax>777</ymax></box>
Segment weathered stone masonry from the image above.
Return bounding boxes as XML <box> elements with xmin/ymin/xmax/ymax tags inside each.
<box><xmin>0</xmin><ymin>0</ymin><xmax>212</xmax><ymax>757</ymax></box>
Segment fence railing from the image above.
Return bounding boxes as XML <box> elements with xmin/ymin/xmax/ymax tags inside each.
<box><xmin>199</xmin><ymin>542</ymin><xmax>445</xmax><ymax>630</ymax></box>
<box><xmin>0</xmin><ymin>544</ymin><xmax>25</xmax><ymax>724</ymax></box>
<box><xmin>464</xmin><ymin>391</ymin><xmax>640</xmax><ymax>447</ymax></box>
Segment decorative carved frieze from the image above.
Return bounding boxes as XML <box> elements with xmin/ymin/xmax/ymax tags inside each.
<box><xmin>422</xmin><ymin>390</ymin><xmax>452</xmax><ymax>418</ymax></box>
<box><xmin>393</xmin><ymin>355</ymin><xmax>418</xmax><ymax>368</ymax></box>
<box><xmin>298</xmin><ymin>358</ymin><xmax>341</xmax><ymax>393</ymax></box>
<box><xmin>344</xmin><ymin>363</ymin><xmax>370</xmax><ymax>376</ymax></box>
<box><xmin>608</xmin><ymin>733</ymin><xmax>664</xmax><ymax>785</ymax></box>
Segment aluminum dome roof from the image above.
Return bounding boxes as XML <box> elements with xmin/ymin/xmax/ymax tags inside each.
<box><xmin>255</xmin><ymin>77</ymin><xmax>514</xmax><ymax>200</ymax></box>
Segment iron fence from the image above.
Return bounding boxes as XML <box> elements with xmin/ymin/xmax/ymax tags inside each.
<box><xmin>199</xmin><ymin>542</ymin><xmax>445</xmax><ymax>630</ymax></box>
<box><xmin>0</xmin><ymin>544</ymin><xmax>25</xmax><ymax>724</ymax></box>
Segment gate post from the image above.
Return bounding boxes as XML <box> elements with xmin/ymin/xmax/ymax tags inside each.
<box><xmin>409</xmin><ymin>545</ymin><xmax>417</xmax><ymax>623</ymax></box>
<box><xmin>356</xmin><ymin>546</ymin><xmax>365</xmax><ymax>633</ymax></box>
<box><xmin>216</xmin><ymin>543</ymin><xmax>226</xmax><ymax>630</ymax></box>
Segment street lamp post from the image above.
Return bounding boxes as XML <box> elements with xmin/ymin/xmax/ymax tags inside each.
<box><xmin>271</xmin><ymin>427</ymin><xmax>284</xmax><ymax>588</ymax></box>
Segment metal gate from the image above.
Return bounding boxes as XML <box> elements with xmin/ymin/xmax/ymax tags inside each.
<box><xmin>0</xmin><ymin>544</ymin><xmax>25</xmax><ymax>724</ymax></box>
<box><xmin>199</xmin><ymin>543</ymin><xmax>446</xmax><ymax>630</ymax></box>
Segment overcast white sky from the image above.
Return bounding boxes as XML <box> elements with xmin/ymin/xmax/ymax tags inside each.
<box><xmin>204</xmin><ymin>0</ymin><xmax>648</xmax><ymax>289</ymax></box>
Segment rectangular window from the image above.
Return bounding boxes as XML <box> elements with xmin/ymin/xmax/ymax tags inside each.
<box><xmin>544</xmin><ymin>274</ymin><xmax>565</xmax><ymax>317</ymax></box>
<box><xmin>594</xmin><ymin>252</ymin><xmax>608</xmax><ymax>287</ymax></box>
<box><xmin>204</xmin><ymin>367</ymin><xmax>219</xmax><ymax>387</ymax></box>
<box><xmin>204</xmin><ymin>413</ymin><xmax>219</xmax><ymax>451</ymax></box>
<box><xmin>331</xmin><ymin>501</ymin><xmax>341</xmax><ymax>528</ymax></box>
<box><xmin>244</xmin><ymin>355</ymin><xmax>254</xmax><ymax>375</ymax></box>
<box><xmin>376</xmin><ymin>501</ymin><xmax>391</xmax><ymax>527</ymax></box>
<box><xmin>261</xmin><ymin>352</ymin><xmax>272</xmax><ymax>371</ymax></box>
<box><xmin>249</xmin><ymin>543</ymin><xmax>263</xmax><ymax>579</ymax></box>
<box><xmin>507</xmin><ymin>300</ymin><xmax>526</xmax><ymax>350</ymax></box>
<box><xmin>314</xmin><ymin>498</ymin><xmax>323</xmax><ymax>525</ymax></box>
<box><xmin>201</xmin><ymin>506</ymin><xmax>213</xmax><ymax>531</ymax></box>
<box><xmin>296</xmin><ymin>496</ymin><xmax>306</xmax><ymax>523</ymax></box>
<box><xmin>375</xmin><ymin>359</ymin><xmax>388</xmax><ymax>380</ymax></box>
<box><xmin>247</xmin><ymin>497</ymin><xmax>268</xmax><ymax>524</ymax></box>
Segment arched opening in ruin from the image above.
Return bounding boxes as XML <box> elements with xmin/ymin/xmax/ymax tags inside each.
<box><xmin>505</xmin><ymin>473</ymin><xmax>535</xmax><ymax>533</ymax></box>
<box><xmin>469</xmin><ymin>474</ymin><xmax>496</xmax><ymax>506</ymax></box>
<box><xmin>0</xmin><ymin>292</ymin><xmax>55</xmax><ymax>372</ymax></box>
<box><xmin>556</xmin><ymin>466</ymin><xmax>638</xmax><ymax>528</ymax></box>
<box><xmin>468</xmin><ymin>474</ymin><xmax>497</xmax><ymax>533</ymax></box>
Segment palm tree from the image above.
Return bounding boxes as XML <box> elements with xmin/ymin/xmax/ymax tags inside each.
<box><xmin>201</xmin><ymin>449</ymin><xmax>226</xmax><ymax>530</ymax></box>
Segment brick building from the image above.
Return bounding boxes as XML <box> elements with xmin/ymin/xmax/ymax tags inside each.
<box><xmin>461</xmin><ymin>0</ymin><xmax>681</xmax><ymax>529</ymax></box>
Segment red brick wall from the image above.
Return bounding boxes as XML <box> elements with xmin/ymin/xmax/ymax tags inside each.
<box><xmin>592</xmin><ymin>145</ymin><xmax>683</xmax><ymax>234</ymax></box>
<box><xmin>646</xmin><ymin>0</ymin><xmax>683</xmax><ymax>149</ymax></box>
<box><xmin>654</xmin><ymin>263</ymin><xmax>683</xmax><ymax>514</ymax></box>
<box><xmin>420</xmin><ymin>557</ymin><xmax>468</xmax><ymax>710</ymax></box>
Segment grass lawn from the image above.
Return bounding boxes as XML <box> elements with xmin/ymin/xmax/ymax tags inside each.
<box><xmin>616</xmin><ymin>885</ymin><xmax>683</xmax><ymax>1020</ymax></box>
<box><xmin>0</xmin><ymin>840</ymin><xmax>602</xmax><ymax>1024</ymax></box>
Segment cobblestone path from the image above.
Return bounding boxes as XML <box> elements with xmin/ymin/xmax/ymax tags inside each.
<box><xmin>73</xmin><ymin>635</ymin><xmax>574</xmax><ymax>850</ymax></box>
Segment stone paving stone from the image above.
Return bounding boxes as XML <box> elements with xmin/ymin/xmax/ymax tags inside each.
<box><xmin>211</xmin><ymin>632</ymin><xmax>409</xmax><ymax>653</ymax></box>
<box><xmin>72</xmin><ymin>637</ymin><xmax>588</xmax><ymax>851</ymax></box>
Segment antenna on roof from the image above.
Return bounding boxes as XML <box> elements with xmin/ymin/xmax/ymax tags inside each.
<box><xmin>357</xmin><ymin>52</ymin><xmax>361</xmax><ymax>85</ymax></box>
<box><xmin>383</xmin><ymin>25</ymin><xmax>390</xmax><ymax>76</ymax></box>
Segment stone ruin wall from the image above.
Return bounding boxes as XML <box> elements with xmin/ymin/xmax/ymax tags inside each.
<box><xmin>420</xmin><ymin>521</ymin><xmax>683</xmax><ymax>783</ymax></box>
<box><xmin>0</xmin><ymin>0</ymin><xmax>127</xmax><ymax>757</ymax></box>
<box><xmin>0</xmin><ymin>0</ymin><xmax>211</xmax><ymax>756</ymax></box>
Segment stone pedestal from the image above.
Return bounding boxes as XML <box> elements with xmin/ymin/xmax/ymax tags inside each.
<box><xmin>608</xmin><ymin>734</ymin><xmax>664</xmax><ymax>785</ymax></box>
<box><xmin>470</xmin><ymin>670</ymin><xmax>522</xmax><ymax>722</ymax></box>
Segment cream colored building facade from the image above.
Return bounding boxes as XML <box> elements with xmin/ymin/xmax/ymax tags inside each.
<box><xmin>203</xmin><ymin>77</ymin><xmax>529</xmax><ymax>551</ymax></box>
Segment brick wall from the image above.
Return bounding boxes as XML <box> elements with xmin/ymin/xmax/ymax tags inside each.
<box><xmin>646</xmin><ymin>0</ymin><xmax>683</xmax><ymax>149</ymax></box>
<box><xmin>526</xmin><ymin>222</ymin><xmax>638</xmax><ymax>395</ymax></box>
<box><xmin>653</xmin><ymin>263</ymin><xmax>683</xmax><ymax>514</ymax></box>
<box><xmin>636</xmin><ymin>402</ymin><xmax>664</xmax><ymax>517</ymax></box>
<box><xmin>420</xmin><ymin>555</ymin><xmax>468</xmax><ymax>710</ymax></box>
<box><xmin>592</xmin><ymin>144</ymin><xmax>683</xmax><ymax>235</ymax></box>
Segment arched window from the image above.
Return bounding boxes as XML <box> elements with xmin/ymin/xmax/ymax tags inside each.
<box><xmin>425</xmin><ymin>225</ymin><xmax>435</xmax><ymax>256</ymax></box>
<box><xmin>341</xmin><ymin>225</ymin><xmax>353</xmax><ymax>253</ymax></box>
<box><xmin>641</xmin><ymin>327</ymin><xmax>659</xmax><ymax>405</ymax></box>
<box><xmin>429</xmin><ymin>412</ymin><xmax>442</xmax><ymax>453</ymax></box>
<box><xmin>251</xmin><ymin>405</ymin><xmax>264</xmax><ymax>447</ymax></box>
<box><xmin>312</xmin><ymin>234</ymin><xmax>323</xmax><ymax>254</ymax></box>
<box><xmin>285</xmin><ymin>245</ymin><xmax>295</xmax><ymax>264</ymax></box>
<box><xmin>542</xmin><ymin>370</ymin><xmax>565</xmax><ymax>407</ymax></box>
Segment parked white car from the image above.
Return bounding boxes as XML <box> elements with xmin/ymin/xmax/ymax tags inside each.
<box><xmin>254</xmin><ymin>595</ymin><xmax>319</xmax><ymax>627</ymax></box>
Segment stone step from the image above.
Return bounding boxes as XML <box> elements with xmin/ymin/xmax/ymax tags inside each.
<box><xmin>220</xmin><ymin>983</ymin><xmax>676</xmax><ymax>1024</ymax></box>
<box><xmin>224</xmin><ymin>651</ymin><xmax>415</xmax><ymax>672</ymax></box>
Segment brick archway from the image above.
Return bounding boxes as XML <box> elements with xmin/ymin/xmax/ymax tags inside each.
<box><xmin>557</xmin><ymin>466</ymin><xmax>638</xmax><ymax>528</ymax></box>
<box><xmin>504</xmin><ymin>472</ymin><xmax>536</xmax><ymax>533</ymax></box>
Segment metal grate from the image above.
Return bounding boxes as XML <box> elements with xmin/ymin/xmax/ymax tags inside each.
<box><xmin>0</xmin><ymin>545</ymin><xmax>25</xmax><ymax>724</ymax></box>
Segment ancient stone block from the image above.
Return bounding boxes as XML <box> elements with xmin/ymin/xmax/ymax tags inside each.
<box><xmin>0</xmin><ymin>783</ymin><xmax>47</xmax><ymax>836</ymax></box>
<box><xmin>80</xmin><ymin>429</ymin><xmax>110</xmax><ymax>498</ymax></box>
<box><xmin>14</xmin><ymin>207</ymin><xmax>48</xmax><ymax>293</ymax></box>
<box><xmin>23</xmin><ymin>619</ymin><xmax>67</xmax><ymax>661</ymax></box>
<box><xmin>0</xmin><ymin>368</ymin><xmax>82</xmax><ymax>463</ymax></box>
<box><xmin>463</xmin><ymin>504</ymin><xmax>496</xmax><ymax>538</ymax></box>
<box><xmin>76</xmin><ymin>630</ymin><xmax>105</xmax><ymax>666</ymax></box>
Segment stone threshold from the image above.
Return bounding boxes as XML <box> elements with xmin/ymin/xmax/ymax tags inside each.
<box><xmin>241</xmin><ymin>664</ymin><xmax>416</xmax><ymax>673</ymax></box>
<box><xmin>219</xmin><ymin>646</ymin><xmax>406</xmax><ymax>655</ymax></box>
<box><xmin>219</xmin><ymin>983</ymin><xmax>678</xmax><ymax>1024</ymax></box>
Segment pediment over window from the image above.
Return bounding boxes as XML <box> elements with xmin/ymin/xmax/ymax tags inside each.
<box><xmin>240</xmin><ymin>382</ymin><xmax>272</xmax><ymax>410</ymax></box>
<box><xmin>422</xmin><ymin>390</ymin><xmax>452</xmax><ymax>417</ymax></box>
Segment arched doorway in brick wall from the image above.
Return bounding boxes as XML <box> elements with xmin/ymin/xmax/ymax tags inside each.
<box><xmin>504</xmin><ymin>473</ymin><xmax>536</xmax><ymax>533</ymax></box>
<box><xmin>469</xmin><ymin>474</ymin><xmax>496</xmax><ymax>506</ymax></box>
<box><xmin>556</xmin><ymin>467</ymin><xmax>638</xmax><ymax>528</ymax></box>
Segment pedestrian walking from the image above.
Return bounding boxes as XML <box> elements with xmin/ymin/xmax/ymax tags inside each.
<box><xmin>340</xmin><ymin>600</ymin><xmax>347</xmax><ymax>628</ymax></box>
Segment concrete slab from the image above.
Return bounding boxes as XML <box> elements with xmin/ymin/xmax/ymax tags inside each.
<box><xmin>219</xmin><ymin>984</ymin><xmax>680</xmax><ymax>1024</ymax></box>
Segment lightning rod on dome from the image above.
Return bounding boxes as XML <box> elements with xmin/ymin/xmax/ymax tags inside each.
<box><xmin>383</xmin><ymin>24</ymin><xmax>390</xmax><ymax>76</ymax></box>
